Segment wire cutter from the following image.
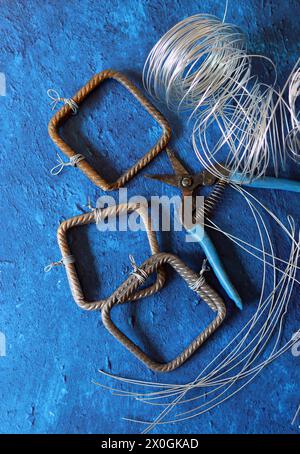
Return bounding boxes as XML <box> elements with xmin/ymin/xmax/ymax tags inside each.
<box><xmin>146</xmin><ymin>148</ymin><xmax>300</xmax><ymax>310</ymax></box>
<box><xmin>145</xmin><ymin>148</ymin><xmax>243</xmax><ymax>310</ymax></box>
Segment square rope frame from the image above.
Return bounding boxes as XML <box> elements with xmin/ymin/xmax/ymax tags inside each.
<box><xmin>101</xmin><ymin>252</ymin><xmax>226</xmax><ymax>373</ymax></box>
<box><xmin>48</xmin><ymin>69</ymin><xmax>171</xmax><ymax>190</ymax></box>
<box><xmin>56</xmin><ymin>203</ymin><xmax>166</xmax><ymax>311</ymax></box>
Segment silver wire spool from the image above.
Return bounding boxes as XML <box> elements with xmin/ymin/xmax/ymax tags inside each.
<box><xmin>144</xmin><ymin>14</ymin><xmax>299</xmax><ymax>182</ymax></box>
<box><xmin>143</xmin><ymin>14</ymin><xmax>249</xmax><ymax>112</ymax></box>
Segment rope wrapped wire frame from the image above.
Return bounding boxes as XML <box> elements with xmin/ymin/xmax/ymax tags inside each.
<box><xmin>48</xmin><ymin>69</ymin><xmax>171</xmax><ymax>190</ymax></box>
<box><xmin>56</xmin><ymin>203</ymin><xmax>166</xmax><ymax>311</ymax></box>
<box><xmin>102</xmin><ymin>252</ymin><xmax>226</xmax><ymax>373</ymax></box>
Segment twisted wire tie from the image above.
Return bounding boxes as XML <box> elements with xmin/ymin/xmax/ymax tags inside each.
<box><xmin>47</xmin><ymin>89</ymin><xmax>79</xmax><ymax>114</ymax></box>
<box><xmin>44</xmin><ymin>255</ymin><xmax>75</xmax><ymax>273</ymax></box>
<box><xmin>190</xmin><ymin>259</ymin><xmax>210</xmax><ymax>291</ymax></box>
<box><xmin>115</xmin><ymin>255</ymin><xmax>149</xmax><ymax>304</ymax></box>
<box><xmin>129</xmin><ymin>255</ymin><xmax>148</xmax><ymax>284</ymax></box>
<box><xmin>86</xmin><ymin>198</ymin><xmax>102</xmax><ymax>224</ymax></box>
<box><xmin>50</xmin><ymin>153</ymin><xmax>85</xmax><ymax>176</ymax></box>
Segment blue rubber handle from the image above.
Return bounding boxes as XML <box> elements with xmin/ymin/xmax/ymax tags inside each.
<box><xmin>187</xmin><ymin>224</ymin><xmax>243</xmax><ymax>310</ymax></box>
<box><xmin>231</xmin><ymin>174</ymin><xmax>300</xmax><ymax>192</ymax></box>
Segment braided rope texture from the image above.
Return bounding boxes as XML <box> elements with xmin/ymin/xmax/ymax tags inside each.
<box><xmin>48</xmin><ymin>69</ymin><xmax>171</xmax><ymax>190</ymax></box>
<box><xmin>102</xmin><ymin>252</ymin><xmax>226</xmax><ymax>373</ymax></box>
<box><xmin>56</xmin><ymin>203</ymin><xmax>166</xmax><ymax>310</ymax></box>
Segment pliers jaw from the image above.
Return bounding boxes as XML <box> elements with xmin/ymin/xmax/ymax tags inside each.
<box><xmin>145</xmin><ymin>147</ymin><xmax>218</xmax><ymax>192</ymax></box>
<box><xmin>199</xmin><ymin>170</ymin><xmax>219</xmax><ymax>187</ymax></box>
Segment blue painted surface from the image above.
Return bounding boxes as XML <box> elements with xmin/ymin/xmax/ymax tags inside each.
<box><xmin>0</xmin><ymin>0</ymin><xmax>299</xmax><ymax>434</ymax></box>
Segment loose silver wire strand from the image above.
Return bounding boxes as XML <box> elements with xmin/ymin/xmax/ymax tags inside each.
<box><xmin>95</xmin><ymin>184</ymin><xmax>300</xmax><ymax>431</ymax></box>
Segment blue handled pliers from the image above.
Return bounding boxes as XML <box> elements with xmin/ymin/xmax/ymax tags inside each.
<box><xmin>146</xmin><ymin>148</ymin><xmax>300</xmax><ymax>310</ymax></box>
<box><xmin>146</xmin><ymin>148</ymin><xmax>243</xmax><ymax>309</ymax></box>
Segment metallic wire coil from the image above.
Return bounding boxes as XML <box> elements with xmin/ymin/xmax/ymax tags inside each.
<box><xmin>143</xmin><ymin>14</ymin><xmax>248</xmax><ymax>111</ymax></box>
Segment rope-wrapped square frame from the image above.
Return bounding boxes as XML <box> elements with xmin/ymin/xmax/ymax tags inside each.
<box><xmin>48</xmin><ymin>70</ymin><xmax>171</xmax><ymax>190</ymax></box>
<box><xmin>101</xmin><ymin>252</ymin><xmax>226</xmax><ymax>372</ymax></box>
<box><xmin>56</xmin><ymin>203</ymin><xmax>166</xmax><ymax>311</ymax></box>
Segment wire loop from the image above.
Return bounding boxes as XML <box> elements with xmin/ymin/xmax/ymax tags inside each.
<box><xmin>47</xmin><ymin>89</ymin><xmax>78</xmax><ymax>114</ymax></box>
<box><xmin>50</xmin><ymin>153</ymin><xmax>85</xmax><ymax>176</ymax></box>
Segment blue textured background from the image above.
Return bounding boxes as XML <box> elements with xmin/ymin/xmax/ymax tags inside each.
<box><xmin>0</xmin><ymin>0</ymin><xmax>299</xmax><ymax>434</ymax></box>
